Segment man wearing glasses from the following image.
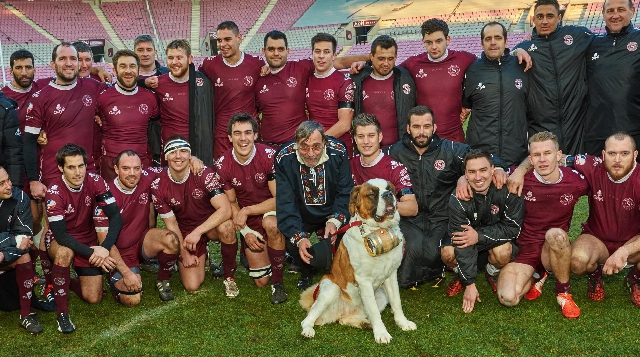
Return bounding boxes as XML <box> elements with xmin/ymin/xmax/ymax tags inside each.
<box><xmin>274</xmin><ymin>121</ymin><xmax>353</xmax><ymax>290</ymax></box>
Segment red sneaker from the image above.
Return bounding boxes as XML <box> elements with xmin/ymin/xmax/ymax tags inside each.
<box><xmin>446</xmin><ymin>276</ymin><xmax>463</xmax><ymax>297</ymax></box>
<box><xmin>524</xmin><ymin>271</ymin><xmax>548</xmax><ymax>301</ymax></box>
<box><xmin>587</xmin><ymin>274</ymin><xmax>605</xmax><ymax>301</ymax></box>
<box><xmin>557</xmin><ymin>293</ymin><xmax>581</xmax><ymax>319</ymax></box>
<box><xmin>625</xmin><ymin>273</ymin><xmax>640</xmax><ymax>308</ymax></box>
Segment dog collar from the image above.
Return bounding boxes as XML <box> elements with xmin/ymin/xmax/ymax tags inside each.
<box><xmin>335</xmin><ymin>221</ymin><xmax>362</xmax><ymax>235</ymax></box>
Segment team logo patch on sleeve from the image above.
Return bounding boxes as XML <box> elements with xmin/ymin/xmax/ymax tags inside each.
<box><xmin>26</xmin><ymin>102</ymin><xmax>33</xmax><ymax>114</ymax></box>
<box><xmin>94</xmin><ymin>206</ymin><xmax>105</xmax><ymax>217</ymax></box>
<box><xmin>575</xmin><ymin>155</ymin><xmax>586</xmax><ymax>166</ymax></box>
<box><xmin>46</xmin><ymin>199</ymin><xmax>56</xmax><ymax>211</ymax></box>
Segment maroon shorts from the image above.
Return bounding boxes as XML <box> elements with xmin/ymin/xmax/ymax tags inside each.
<box><xmin>100</xmin><ymin>155</ymin><xmax>118</xmax><ymax>184</ymax></box>
<box><xmin>181</xmin><ymin>230</ymin><xmax>208</xmax><ymax>259</ymax></box>
<box><xmin>513</xmin><ymin>240</ymin><xmax>544</xmax><ymax>272</ymax></box>
<box><xmin>44</xmin><ymin>228</ymin><xmax>97</xmax><ymax>269</ymax></box>
<box><xmin>602</xmin><ymin>240</ymin><xmax>625</xmax><ymax>256</ymax></box>
<box><xmin>117</xmin><ymin>228</ymin><xmax>151</xmax><ymax>268</ymax></box>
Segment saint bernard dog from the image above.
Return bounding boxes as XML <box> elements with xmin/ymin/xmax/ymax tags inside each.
<box><xmin>299</xmin><ymin>178</ymin><xmax>416</xmax><ymax>344</ymax></box>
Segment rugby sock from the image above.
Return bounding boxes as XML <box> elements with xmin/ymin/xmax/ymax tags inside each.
<box><xmin>555</xmin><ymin>280</ymin><xmax>571</xmax><ymax>294</ymax></box>
<box><xmin>15</xmin><ymin>262</ymin><xmax>34</xmax><ymax>318</ymax></box>
<box><xmin>39</xmin><ymin>249</ymin><xmax>53</xmax><ymax>286</ymax></box>
<box><xmin>220</xmin><ymin>242</ymin><xmax>237</xmax><ymax>279</ymax></box>
<box><xmin>589</xmin><ymin>265</ymin><xmax>603</xmax><ymax>281</ymax></box>
<box><xmin>51</xmin><ymin>265</ymin><xmax>70</xmax><ymax>314</ymax></box>
<box><xmin>69</xmin><ymin>278</ymin><xmax>84</xmax><ymax>300</ymax></box>
<box><xmin>268</xmin><ymin>247</ymin><xmax>285</xmax><ymax>284</ymax></box>
<box><xmin>157</xmin><ymin>251</ymin><xmax>178</xmax><ymax>281</ymax></box>
<box><xmin>629</xmin><ymin>265</ymin><xmax>640</xmax><ymax>284</ymax></box>
<box><xmin>29</xmin><ymin>249</ymin><xmax>38</xmax><ymax>271</ymax></box>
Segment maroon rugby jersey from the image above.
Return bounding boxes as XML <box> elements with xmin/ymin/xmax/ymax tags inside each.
<box><xmin>151</xmin><ymin>166</ymin><xmax>224</xmax><ymax>235</ymax></box>
<box><xmin>216</xmin><ymin>143</ymin><xmax>276</xmax><ymax>208</ymax></box>
<box><xmin>256</xmin><ymin>59</ymin><xmax>315</xmax><ymax>145</ymax></box>
<box><xmin>94</xmin><ymin>169</ymin><xmax>160</xmax><ymax>263</ymax></box>
<box><xmin>1</xmin><ymin>81</ymin><xmax>43</xmax><ymax>132</ymax></box>
<box><xmin>306</xmin><ymin>68</ymin><xmax>354</xmax><ymax>152</ymax></box>
<box><xmin>574</xmin><ymin>155</ymin><xmax>640</xmax><ymax>243</ymax></box>
<box><xmin>361</xmin><ymin>74</ymin><xmax>398</xmax><ymax>147</ymax></box>
<box><xmin>350</xmin><ymin>152</ymin><xmax>412</xmax><ymax>195</ymax></box>
<box><xmin>517</xmin><ymin>166</ymin><xmax>589</xmax><ymax>245</ymax></box>
<box><xmin>97</xmin><ymin>85</ymin><xmax>159</xmax><ymax>161</ymax></box>
<box><xmin>24</xmin><ymin>78</ymin><xmax>106</xmax><ymax>185</ymax></box>
<box><xmin>45</xmin><ymin>172</ymin><xmax>112</xmax><ymax>247</ymax></box>
<box><xmin>400</xmin><ymin>50</ymin><xmax>476</xmax><ymax>143</ymax></box>
<box><xmin>153</xmin><ymin>73</ymin><xmax>189</xmax><ymax>144</ymax></box>
<box><xmin>198</xmin><ymin>53</ymin><xmax>263</xmax><ymax>156</ymax></box>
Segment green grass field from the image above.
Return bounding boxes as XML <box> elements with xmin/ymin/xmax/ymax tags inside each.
<box><xmin>2</xmin><ymin>197</ymin><xmax>640</xmax><ymax>356</ymax></box>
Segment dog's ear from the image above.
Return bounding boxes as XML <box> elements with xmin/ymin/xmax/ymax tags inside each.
<box><xmin>387</xmin><ymin>181</ymin><xmax>395</xmax><ymax>196</ymax></box>
<box><xmin>349</xmin><ymin>185</ymin><xmax>361</xmax><ymax>217</ymax></box>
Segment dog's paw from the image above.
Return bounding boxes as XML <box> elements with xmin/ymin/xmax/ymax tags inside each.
<box><xmin>397</xmin><ymin>319</ymin><xmax>417</xmax><ymax>331</ymax></box>
<box><xmin>374</xmin><ymin>329</ymin><xmax>392</xmax><ymax>344</ymax></box>
<box><xmin>301</xmin><ymin>327</ymin><xmax>316</xmax><ymax>339</ymax></box>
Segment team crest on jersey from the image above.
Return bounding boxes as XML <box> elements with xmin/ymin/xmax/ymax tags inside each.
<box><xmin>434</xmin><ymin>160</ymin><xmax>445</xmax><ymax>171</ymax></box>
<box><xmin>575</xmin><ymin>155</ymin><xmax>586</xmax><ymax>166</ymax></box>
<box><xmin>623</xmin><ymin>198</ymin><xmax>635</xmax><ymax>210</ymax></box>
<box><xmin>324</xmin><ymin>89</ymin><xmax>335</xmax><ymax>100</ymax></box>
<box><xmin>85</xmin><ymin>196</ymin><xmax>92</xmax><ymax>206</ymax></box>
<box><xmin>524</xmin><ymin>191</ymin><xmax>536</xmax><ymax>201</ymax></box>
<box><xmin>139</xmin><ymin>104</ymin><xmax>148</xmax><ymax>115</ymax></box>
<box><xmin>402</xmin><ymin>84</ymin><xmax>410</xmax><ymax>95</ymax></box>
<box><xmin>215</xmin><ymin>78</ymin><xmax>223</xmax><ymax>87</ymax></box>
<box><xmin>628</xmin><ymin>42</ymin><xmax>638</xmax><ymax>52</ymax></box>
<box><xmin>560</xmin><ymin>193</ymin><xmax>573</xmax><ymax>206</ymax></box>
<box><xmin>196</xmin><ymin>78</ymin><xmax>204</xmax><ymax>87</ymax></box>
<box><xmin>490</xmin><ymin>204</ymin><xmax>500</xmax><ymax>215</ymax></box>
<box><xmin>163</xmin><ymin>93</ymin><xmax>173</xmax><ymax>101</ymax></box>
<box><xmin>53</xmin><ymin>104</ymin><xmax>65</xmax><ymax>115</ymax></box>
<box><xmin>26</xmin><ymin>102</ymin><xmax>33</xmax><ymax>114</ymax></box>
<box><xmin>65</xmin><ymin>204</ymin><xmax>75</xmax><ymax>214</ymax></box>
<box><xmin>564</xmin><ymin>35</ymin><xmax>573</xmax><ymax>46</ymax></box>
<box><xmin>260</xmin><ymin>85</ymin><xmax>269</xmax><ymax>94</ymax></box>
<box><xmin>82</xmin><ymin>95</ymin><xmax>93</xmax><ymax>106</ymax></box>
<box><xmin>255</xmin><ymin>172</ymin><xmax>266</xmax><ymax>183</ymax></box>
<box><xmin>192</xmin><ymin>188</ymin><xmax>204</xmax><ymax>199</ymax></box>
<box><xmin>593</xmin><ymin>190</ymin><xmax>604</xmax><ymax>201</ymax></box>
<box><xmin>109</xmin><ymin>106</ymin><xmax>121</xmax><ymax>115</ymax></box>
<box><xmin>287</xmin><ymin>77</ymin><xmax>298</xmax><ymax>88</ymax></box>
<box><xmin>46</xmin><ymin>199</ymin><xmax>56</xmax><ymax>211</ymax></box>
<box><xmin>448</xmin><ymin>65</ymin><xmax>460</xmax><ymax>77</ymax></box>
<box><xmin>416</xmin><ymin>69</ymin><xmax>427</xmax><ymax>78</ymax></box>
<box><xmin>515</xmin><ymin>79</ymin><xmax>523</xmax><ymax>89</ymax></box>
<box><xmin>244</xmin><ymin>76</ymin><xmax>254</xmax><ymax>87</ymax></box>
<box><xmin>139</xmin><ymin>193</ymin><xmax>149</xmax><ymax>205</ymax></box>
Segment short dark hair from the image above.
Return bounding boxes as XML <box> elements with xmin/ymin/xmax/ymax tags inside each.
<box><xmin>112</xmin><ymin>49</ymin><xmax>140</xmax><ymax>68</ymax></box>
<box><xmin>421</xmin><ymin>18</ymin><xmax>449</xmax><ymax>38</ymax></box>
<box><xmin>606</xmin><ymin>131</ymin><xmax>637</xmax><ymax>151</ymax></box>
<box><xmin>408</xmin><ymin>105</ymin><xmax>435</xmax><ymax>125</ymax></box>
<box><xmin>72</xmin><ymin>41</ymin><xmax>93</xmax><ymax>56</ymax></box>
<box><xmin>352</xmin><ymin>113</ymin><xmax>381</xmax><ymax>134</ymax></box>
<box><xmin>371</xmin><ymin>35</ymin><xmax>397</xmax><ymax>55</ymax></box>
<box><xmin>56</xmin><ymin>143</ymin><xmax>87</xmax><ymax>167</ymax></box>
<box><xmin>51</xmin><ymin>42</ymin><xmax>76</xmax><ymax>62</ymax></box>
<box><xmin>464</xmin><ymin>149</ymin><xmax>493</xmax><ymax>169</ymax></box>
<box><xmin>264</xmin><ymin>30</ymin><xmax>288</xmax><ymax>49</ymax></box>
<box><xmin>534</xmin><ymin>0</ymin><xmax>560</xmax><ymax>12</ymax></box>
<box><xmin>10</xmin><ymin>49</ymin><xmax>34</xmax><ymax>68</ymax></box>
<box><xmin>481</xmin><ymin>22</ymin><xmax>508</xmax><ymax>41</ymax></box>
<box><xmin>227</xmin><ymin>113</ymin><xmax>259</xmax><ymax>136</ymax></box>
<box><xmin>166</xmin><ymin>39</ymin><xmax>191</xmax><ymax>56</ymax></box>
<box><xmin>133</xmin><ymin>34</ymin><xmax>156</xmax><ymax>50</ymax></box>
<box><xmin>217</xmin><ymin>21</ymin><xmax>240</xmax><ymax>35</ymax></box>
<box><xmin>115</xmin><ymin>150</ymin><xmax>140</xmax><ymax>167</ymax></box>
<box><xmin>311</xmin><ymin>33</ymin><xmax>337</xmax><ymax>53</ymax></box>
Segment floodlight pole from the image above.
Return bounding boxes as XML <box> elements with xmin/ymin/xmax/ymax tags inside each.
<box><xmin>0</xmin><ymin>38</ymin><xmax>6</xmax><ymax>84</ymax></box>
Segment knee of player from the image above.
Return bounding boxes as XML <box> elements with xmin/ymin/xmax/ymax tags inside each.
<box><xmin>570</xmin><ymin>251</ymin><xmax>590</xmax><ymax>274</ymax></box>
<box><xmin>183</xmin><ymin>280</ymin><xmax>203</xmax><ymax>292</ymax></box>
<box><xmin>164</xmin><ymin>231</ymin><xmax>180</xmax><ymax>253</ymax></box>
<box><xmin>263</xmin><ymin>219</ymin><xmax>281</xmax><ymax>238</ymax></box>
<box><xmin>492</xmin><ymin>244</ymin><xmax>513</xmax><ymax>266</ymax></box>
<box><xmin>120</xmin><ymin>294</ymin><xmax>142</xmax><ymax>307</ymax></box>
<box><xmin>53</xmin><ymin>249</ymin><xmax>73</xmax><ymax>266</ymax></box>
<box><xmin>85</xmin><ymin>293</ymin><xmax>103</xmax><ymax>305</ymax></box>
<box><xmin>217</xmin><ymin>220</ymin><xmax>237</xmax><ymax>242</ymax></box>
<box><xmin>254</xmin><ymin>276</ymin><xmax>270</xmax><ymax>288</ymax></box>
<box><xmin>440</xmin><ymin>246</ymin><xmax>456</xmax><ymax>266</ymax></box>
<box><xmin>545</xmin><ymin>228</ymin><xmax>569</xmax><ymax>250</ymax></box>
<box><xmin>498</xmin><ymin>290</ymin><xmax>519</xmax><ymax>307</ymax></box>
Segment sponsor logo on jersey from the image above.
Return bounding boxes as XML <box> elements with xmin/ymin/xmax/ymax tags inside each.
<box><xmin>215</xmin><ymin>78</ymin><xmax>224</xmax><ymax>87</ymax></box>
<box><xmin>528</xmin><ymin>44</ymin><xmax>537</xmax><ymax>52</ymax></box>
<box><xmin>109</xmin><ymin>106</ymin><xmax>121</xmax><ymax>115</ymax></box>
<box><xmin>259</xmin><ymin>85</ymin><xmax>269</xmax><ymax>94</ymax></box>
<box><xmin>416</xmin><ymin>69</ymin><xmax>427</xmax><ymax>78</ymax></box>
<box><xmin>162</xmin><ymin>92</ymin><xmax>173</xmax><ymax>101</ymax></box>
<box><xmin>593</xmin><ymin>190</ymin><xmax>604</xmax><ymax>201</ymax></box>
<box><xmin>53</xmin><ymin>104</ymin><xmax>65</xmax><ymax>115</ymax></box>
<box><xmin>525</xmin><ymin>191</ymin><xmax>536</xmax><ymax>201</ymax></box>
<box><xmin>591</xmin><ymin>53</ymin><xmax>599</xmax><ymax>61</ymax></box>
<box><xmin>65</xmin><ymin>204</ymin><xmax>75</xmax><ymax>214</ymax></box>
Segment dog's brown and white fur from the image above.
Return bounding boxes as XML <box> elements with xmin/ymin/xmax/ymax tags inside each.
<box><xmin>299</xmin><ymin>178</ymin><xmax>416</xmax><ymax>344</ymax></box>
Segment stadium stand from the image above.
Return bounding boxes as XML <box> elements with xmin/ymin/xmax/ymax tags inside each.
<box><xmin>258</xmin><ymin>0</ymin><xmax>316</xmax><ymax>33</ymax></box>
<box><xmin>101</xmin><ymin>0</ymin><xmax>154</xmax><ymax>49</ymax></box>
<box><xmin>0</xmin><ymin>5</ymin><xmax>52</xmax><ymax>44</ymax></box>
<box><xmin>199</xmin><ymin>0</ymin><xmax>270</xmax><ymax>37</ymax></box>
<box><xmin>148</xmin><ymin>0</ymin><xmax>191</xmax><ymax>42</ymax></box>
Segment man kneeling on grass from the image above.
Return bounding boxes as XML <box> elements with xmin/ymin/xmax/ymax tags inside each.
<box><xmin>498</xmin><ymin>132</ymin><xmax>588</xmax><ymax>318</ymax></box>
<box><xmin>94</xmin><ymin>150</ymin><xmax>180</xmax><ymax>305</ymax></box>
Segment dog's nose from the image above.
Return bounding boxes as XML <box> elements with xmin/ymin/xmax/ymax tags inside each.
<box><xmin>382</xmin><ymin>190</ymin><xmax>393</xmax><ymax>199</ymax></box>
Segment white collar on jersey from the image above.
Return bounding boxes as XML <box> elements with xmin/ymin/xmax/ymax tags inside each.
<box><xmin>270</xmin><ymin>62</ymin><xmax>288</xmax><ymax>74</ymax></box>
<box><xmin>62</xmin><ymin>175</ymin><xmax>83</xmax><ymax>193</ymax></box>
<box><xmin>314</xmin><ymin>67</ymin><xmax>336</xmax><ymax>79</ymax></box>
<box><xmin>533</xmin><ymin>167</ymin><xmax>563</xmax><ymax>184</ymax></box>
<box><xmin>113</xmin><ymin>177</ymin><xmax>137</xmax><ymax>194</ymax></box>
<box><xmin>223</xmin><ymin>52</ymin><xmax>245</xmax><ymax>67</ymax></box>
<box><xmin>232</xmin><ymin>144</ymin><xmax>257</xmax><ymax>166</ymax></box>
<box><xmin>115</xmin><ymin>84</ymin><xmax>138</xmax><ymax>95</ymax></box>
<box><xmin>428</xmin><ymin>49</ymin><xmax>449</xmax><ymax>62</ymax></box>
<box><xmin>168</xmin><ymin>167</ymin><xmax>190</xmax><ymax>184</ymax></box>
<box><xmin>7</xmin><ymin>82</ymin><xmax>32</xmax><ymax>93</ymax></box>
<box><xmin>169</xmin><ymin>73</ymin><xmax>189</xmax><ymax>83</ymax></box>
<box><xmin>50</xmin><ymin>80</ymin><xmax>78</xmax><ymax>90</ymax></box>
<box><xmin>360</xmin><ymin>151</ymin><xmax>384</xmax><ymax>168</ymax></box>
<box><xmin>139</xmin><ymin>69</ymin><xmax>156</xmax><ymax>77</ymax></box>
<box><xmin>370</xmin><ymin>71</ymin><xmax>393</xmax><ymax>81</ymax></box>
<box><xmin>608</xmin><ymin>162</ymin><xmax>637</xmax><ymax>183</ymax></box>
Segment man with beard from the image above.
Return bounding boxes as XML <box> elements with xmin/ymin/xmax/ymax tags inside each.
<box><xmin>94</xmin><ymin>150</ymin><xmax>179</xmax><ymax>305</ymax></box>
<box><xmin>198</xmin><ymin>21</ymin><xmax>265</xmax><ymax>159</ymax></box>
<box><xmin>150</xmin><ymin>40</ymin><xmax>214</xmax><ymax>166</ymax></box>
<box><xmin>275</xmin><ymin>121</ymin><xmax>353</xmax><ymax>290</ymax></box>
<box><xmin>386</xmin><ymin>106</ymin><xmax>472</xmax><ymax>288</ymax></box>
<box><xmin>257</xmin><ymin>31</ymin><xmax>366</xmax><ymax>149</ymax></box>
<box><xmin>97</xmin><ymin>49</ymin><xmax>159</xmax><ymax>182</ymax></box>
<box><xmin>351</xmin><ymin>35</ymin><xmax>416</xmax><ymax>149</ymax></box>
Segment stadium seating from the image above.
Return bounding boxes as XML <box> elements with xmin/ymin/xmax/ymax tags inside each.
<box><xmin>0</xmin><ymin>6</ymin><xmax>52</xmax><ymax>44</ymax></box>
<box><xmin>101</xmin><ymin>1</ymin><xmax>154</xmax><ymax>42</ymax></box>
<box><xmin>148</xmin><ymin>0</ymin><xmax>191</xmax><ymax>42</ymax></box>
<box><xmin>199</xmin><ymin>0</ymin><xmax>270</xmax><ymax>37</ymax></box>
<box><xmin>258</xmin><ymin>0</ymin><xmax>317</xmax><ymax>32</ymax></box>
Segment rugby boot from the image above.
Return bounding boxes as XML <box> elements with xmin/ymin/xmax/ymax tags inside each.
<box><xmin>19</xmin><ymin>313</ymin><xmax>43</xmax><ymax>334</ymax></box>
<box><xmin>270</xmin><ymin>281</ymin><xmax>288</xmax><ymax>304</ymax></box>
<box><xmin>587</xmin><ymin>274</ymin><xmax>605</xmax><ymax>301</ymax></box>
<box><xmin>557</xmin><ymin>293</ymin><xmax>581</xmax><ymax>319</ymax></box>
<box><xmin>625</xmin><ymin>272</ymin><xmax>640</xmax><ymax>308</ymax></box>
<box><xmin>524</xmin><ymin>271</ymin><xmax>548</xmax><ymax>301</ymax></box>
<box><xmin>446</xmin><ymin>275</ymin><xmax>463</xmax><ymax>296</ymax></box>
